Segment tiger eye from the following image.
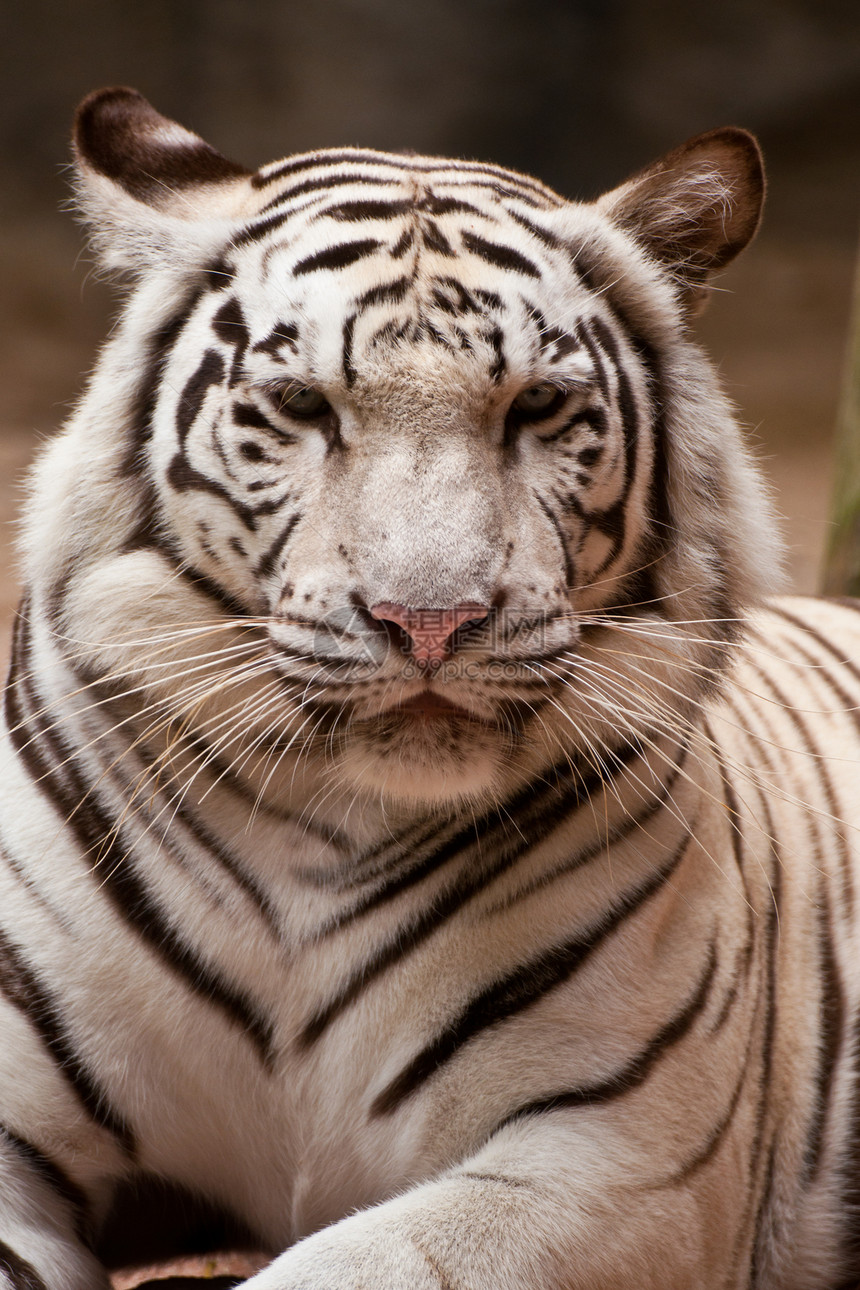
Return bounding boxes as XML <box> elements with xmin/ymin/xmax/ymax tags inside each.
<box><xmin>511</xmin><ymin>384</ymin><xmax>564</xmax><ymax>417</ymax></box>
<box><xmin>279</xmin><ymin>386</ymin><xmax>331</xmax><ymax>418</ymax></box>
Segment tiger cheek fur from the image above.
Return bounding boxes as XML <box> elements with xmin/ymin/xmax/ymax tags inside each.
<box><xmin>2</xmin><ymin>82</ymin><xmax>859</xmax><ymax>1290</ymax></box>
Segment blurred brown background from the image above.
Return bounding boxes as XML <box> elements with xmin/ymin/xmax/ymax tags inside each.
<box><xmin>2</xmin><ymin>0</ymin><xmax>859</xmax><ymax>652</ymax></box>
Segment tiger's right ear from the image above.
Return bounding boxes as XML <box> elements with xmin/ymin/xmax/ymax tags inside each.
<box><xmin>73</xmin><ymin>87</ymin><xmax>253</xmax><ymax>275</ymax></box>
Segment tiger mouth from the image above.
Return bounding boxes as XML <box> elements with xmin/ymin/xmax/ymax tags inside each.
<box><xmin>372</xmin><ymin>687</ymin><xmax>543</xmax><ymax>737</ymax></box>
<box><xmin>392</xmin><ymin>689</ymin><xmax>484</xmax><ymax>722</ymax></box>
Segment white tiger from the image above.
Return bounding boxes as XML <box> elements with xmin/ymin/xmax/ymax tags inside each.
<box><xmin>1</xmin><ymin>85</ymin><xmax>859</xmax><ymax>1290</ymax></box>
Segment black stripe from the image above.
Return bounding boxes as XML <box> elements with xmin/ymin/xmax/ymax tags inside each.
<box><xmin>0</xmin><ymin>1240</ymin><xmax>49</xmax><ymax>1290</ymax></box>
<box><xmin>6</xmin><ymin>616</ymin><xmax>276</xmax><ymax>1069</ymax></box>
<box><xmin>175</xmin><ymin>350</ymin><xmax>225</xmax><ymax>443</ymax></box>
<box><xmin>739</xmin><ymin>633</ymin><xmax>849</xmax><ymax>1187</ymax></box>
<box><xmin>495</xmin><ymin>937</ymin><xmax>717</xmax><ymax>1131</ymax></box>
<box><xmin>526</xmin><ymin>304</ymin><xmax>579</xmax><ymax>362</ymax></box>
<box><xmin>840</xmin><ymin>1006</ymin><xmax>860</xmax><ymax>1277</ymax></box>
<box><xmin>766</xmin><ymin>612</ymin><xmax>860</xmax><ymax>886</ymax></box>
<box><xmin>165</xmin><ymin>454</ymin><xmax>259</xmax><ymax>531</ymax></box>
<box><xmin>211</xmin><ymin>295</ymin><xmax>249</xmax><ymax>351</ymax></box>
<box><xmin>115</xmin><ymin>290</ymin><xmax>205</xmax><ymax>556</ymax></box>
<box><xmin>293</xmin><ymin>239</ymin><xmax>382</xmax><ymax>276</ymax></box>
<box><xmin>325</xmin><ymin>198</ymin><xmax>412</xmax><ymax>222</ymax></box>
<box><xmin>300</xmin><ymin>739</ymin><xmax>649</xmax><ymax>1045</ymax></box>
<box><xmin>741</xmin><ymin>753</ymin><xmax>782</xmax><ymax>1286</ymax></box>
<box><xmin>175</xmin><ymin>725</ymin><xmax>347</xmax><ymax>843</ymax></box>
<box><xmin>449</xmin><ymin>178</ymin><xmax>547</xmax><ymax>208</ymax></box>
<box><xmin>240</xmin><ymin>175</ymin><xmax>402</xmax><ymax>243</ymax></box>
<box><xmin>664</xmin><ymin>1022</ymin><xmax>755</xmax><ymax>1185</ymax></box>
<box><xmin>749</xmin><ymin>1140</ymin><xmax>777</xmax><ymax>1288</ymax></box>
<box><xmin>430</xmin><ymin>278</ymin><xmax>481</xmax><ymax>317</ymax></box>
<box><xmin>421</xmin><ymin>195</ymin><xmax>483</xmax><ymax>217</ymax></box>
<box><xmin>626</xmin><ymin>330</ymin><xmax>672</xmax><ymax>597</ymax></box>
<box><xmin>370</xmin><ymin>318</ymin><xmax>410</xmax><ymax>349</ymax></box>
<box><xmin>233</xmin><ymin>403</ymin><xmax>290</xmax><ymax>437</ymax></box>
<box><xmin>504</xmin><ymin>207</ymin><xmax>562</xmax><ymax>250</ymax></box>
<box><xmin>424</xmin><ymin>321</ymin><xmax>455</xmax><ymax>351</ymax></box>
<box><xmin>802</xmin><ymin>880</ymin><xmax>845</xmax><ymax>1185</ymax></box>
<box><xmin>204</xmin><ymin>257</ymin><xmax>234</xmax><ymax>291</ymax></box>
<box><xmin>234</xmin><ymin>190</ymin><xmax>354</xmax><ymax>247</ymax></box>
<box><xmin>533</xmin><ymin>491</ymin><xmax>576</xmax><ymax>589</ymax></box>
<box><xmin>704</xmin><ymin>728</ymin><xmax>755</xmax><ymax>1032</ymax></box>
<box><xmin>252</xmin><ymin>150</ymin><xmax>559</xmax><ymax>199</ymax></box>
<box><xmin>461</xmin><ymin>230</ymin><xmax>540</xmax><ymax>277</ymax></box>
<box><xmin>259</xmin><ymin>169</ymin><xmax>400</xmax><ymax>205</ymax></box>
<box><xmin>475</xmin><ymin>288</ymin><xmax>503</xmax><ymax>310</ymax></box>
<box><xmin>232</xmin><ymin>211</ymin><xmax>297</xmax><ymax>248</ymax></box>
<box><xmin>0</xmin><ymin>819</ymin><xmax>69</xmax><ymax>925</ymax></box>
<box><xmin>585</xmin><ymin>317</ymin><xmax>638</xmax><ymax>575</ymax></box>
<box><xmin>127</xmin><ymin>297</ymin><xmax>202</xmax><ymax>462</ymax></box>
<box><xmin>490</xmin><ymin>735</ymin><xmax>689</xmax><ymax>910</ymax></box>
<box><xmin>390</xmin><ymin>227</ymin><xmax>414</xmax><ymax>259</ymax></box>
<box><xmin>0</xmin><ymin>1126</ymin><xmax>92</xmax><ymax>1240</ymax></box>
<box><xmin>421</xmin><ymin>219</ymin><xmax>454</xmax><ymax>256</ymax></box>
<box><xmin>458</xmin><ymin>1171</ymin><xmax>533</xmax><ymax>1190</ymax></box>
<box><xmin>255</xmin><ymin>512</ymin><xmax>301</xmax><ymax>579</ymax></box>
<box><xmin>536</xmin><ymin>407</ymin><xmax>605</xmax><ymax>446</ymax></box>
<box><xmin>252</xmin><ymin>321</ymin><xmax>300</xmax><ymax>357</ymax></box>
<box><xmin>342</xmin><ymin>313</ymin><xmax>357</xmax><ymax>387</ymax></box>
<box><xmin>370</xmin><ymin>825</ymin><xmax>693</xmax><ymax>1116</ymax></box>
<box><xmin>254</xmin><ymin>151</ymin><xmax>407</xmax><ymax>188</ymax></box>
<box><xmin>483</xmin><ymin>323</ymin><xmax>506</xmax><ymax>382</ymax></box>
<box><xmin>576</xmin><ymin>319</ymin><xmax>609</xmax><ymax>401</ymax></box>
<box><xmin>117</xmin><ymin>764</ymin><xmax>283</xmax><ymax>940</ymax></box>
<box><xmin>356</xmin><ymin>277</ymin><xmax>411</xmax><ymax>309</ymax></box>
<box><xmin>742</xmin><ymin>629</ymin><xmax>856</xmax><ymax>916</ymax></box>
<box><xmin>324</xmin><ymin>735</ymin><xmax>645</xmax><ymax>920</ymax></box>
<box><xmin>0</xmin><ymin>925</ymin><xmax>135</xmax><ymax>1152</ymax></box>
<box><xmin>169</xmin><ymin>558</ymin><xmax>250</xmax><ymax>620</ymax></box>
<box><xmin>769</xmin><ymin>604</ymin><xmax>860</xmax><ymax>697</ymax></box>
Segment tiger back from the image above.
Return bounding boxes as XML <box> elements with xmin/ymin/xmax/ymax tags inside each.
<box><xmin>1</xmin><ymin>86</ymin><xmax>858</xmax><ymax>1290</ymax></box>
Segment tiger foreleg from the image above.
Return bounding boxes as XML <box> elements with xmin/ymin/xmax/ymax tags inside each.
<box><xmin>242</xmin><ymin>1118</ymin><xmax>720</xmax><ymax>1290</ymax></box>
<box><xmin>0</xmin><ymin>1134</ymin><xmax>108</xmax><ymax>1290</ymax></box>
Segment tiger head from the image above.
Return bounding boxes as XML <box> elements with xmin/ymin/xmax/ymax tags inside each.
<box><xmin>24</xmin><ymin>88</ymin><xmax>781</xmax><ymax>812</ymax></box>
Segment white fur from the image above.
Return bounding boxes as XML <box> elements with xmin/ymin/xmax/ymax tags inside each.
<box><xmin>1</xmin><ymin>105</ymin><xmax>856</xmax><ymax>1290</ymax></box>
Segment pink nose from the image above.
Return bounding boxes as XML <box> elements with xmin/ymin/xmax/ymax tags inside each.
<box><xmin>370</xmin><ymin>602</ymin><xmax>490</xmax><ymax>667</ymax></box>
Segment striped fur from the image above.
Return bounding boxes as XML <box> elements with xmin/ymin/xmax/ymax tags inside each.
<box><xmin>1</xmin><ymin>86</ymin><xmax>857</xmax><ymax>1288</ymax></box>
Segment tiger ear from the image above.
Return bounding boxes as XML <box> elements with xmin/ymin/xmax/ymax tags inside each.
<box><xmin>598</xmin><ymin>127</ymin><xmax>764</xmax><ymax>312</ymax></box>
<box><xmin>72</xmin><ymin>87</ymin><xmax>252</xmax><ymax>275</ymax></box>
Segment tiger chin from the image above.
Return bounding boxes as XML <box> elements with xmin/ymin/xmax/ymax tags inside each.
<box><xmin>5</xmin><ymin>85</ymin><xmax>860</xmax><ymax>1290</ymax></box>
<box><xmin>334</xmin><ymin>706</ymin><xmax>512</xmax><ymax>806</ymax></box>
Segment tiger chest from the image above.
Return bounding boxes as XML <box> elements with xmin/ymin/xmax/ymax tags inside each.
<box><xmin>81</xmin><ymin>791</ymin><xmax>741</xmax><ymax>1244</ymax></box>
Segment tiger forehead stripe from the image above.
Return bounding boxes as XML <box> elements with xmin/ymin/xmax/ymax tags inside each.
<box><xmin>251</xmin><ymin>146</ymin><xmax>563</xmax><ymax>203</ymax></box>
<box><xmin>292</xmin><ymin>239</ymin><xmax>383</xmax><ymax>276</ymax></box>
<box><xmin>319</xmin><ymin>194</ymin><xmax>485</xmax><ymax>222</ymax></box>
<box><xmin>321</xmin><ymin>198</ymin><xmax>413</xmax><ymax>222</ymax></box>
<box><xmin>461</xmin><ymin>230</ymin><xmax>541</xmax><ymax>277</ymax></box>
<box><xmin>257</xmin><ymin>171</ymin><xmax>400</xmax><ymax>216</ymax></box>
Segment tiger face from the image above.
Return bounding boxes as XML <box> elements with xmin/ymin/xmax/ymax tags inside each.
<box><xmin>41</xmin><ymin>88</ymin><xmax>778</xmax><ymax>808</ymax></box>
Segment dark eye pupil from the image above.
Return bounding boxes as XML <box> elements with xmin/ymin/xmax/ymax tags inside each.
<box><xmin>281</xmin><ymin>387</ymin><xmax>329</xmax><ymax>417</ymax></box>
<box><xmin>514</xmin><ymin>385</ymin><xmax>560</xmax><ymax>415</ymax></box>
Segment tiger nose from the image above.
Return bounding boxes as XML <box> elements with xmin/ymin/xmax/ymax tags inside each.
<box><xmin>370</xmin><ymin>602</ymin><xmax>491</xmax><ymax>668</ymax></box>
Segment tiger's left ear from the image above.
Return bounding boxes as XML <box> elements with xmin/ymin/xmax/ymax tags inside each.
<box><xmin>72</xmin><ymin>87</ymin><xmax>252</xmax><ymax>275</ymax></box>
<box><xmin>598</xmin><ymin>127</ymin><xmax>764</xmax><ymax>312</ymax></box>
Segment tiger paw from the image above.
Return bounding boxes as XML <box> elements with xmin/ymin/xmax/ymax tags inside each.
<box><xmin>242</xmin><ymin>1220</ymin><xmax>456</xmax><ymax>1290</ymax></box>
